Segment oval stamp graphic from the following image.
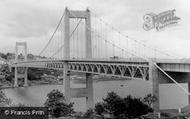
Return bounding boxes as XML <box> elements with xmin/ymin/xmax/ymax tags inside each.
<box><xmin>143</xmin><ymin>9</ymin><xmax>180</xmax><ymax>31</ymax></box>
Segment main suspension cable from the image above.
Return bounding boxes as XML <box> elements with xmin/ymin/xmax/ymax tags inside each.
<box><xmin>50</xmin><ymin>19</ymin><xmax>83</xmax><ymax>58</ymax></box>
<box><xmin>39</xmin><ymin>11</ymin><xmax>65</xmax><ymax>56</ymax></box>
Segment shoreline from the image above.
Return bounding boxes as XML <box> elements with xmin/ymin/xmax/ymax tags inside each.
<box><xmin>0</xmin><ymin>83</ymin><xmax>63</xmax><ymax>89</ymax></box>
<box><xmin>0</xmin><ymin>76</ymin><xmax>133</xmax><ymax>90</ymax></box>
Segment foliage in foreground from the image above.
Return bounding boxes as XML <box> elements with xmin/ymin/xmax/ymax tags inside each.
<box><xmin>143</xmin><ymin>93</ymin><xmax>157</xmax><ymax>107</ymax></box>
<box><xmin>0</xmin><ymin>90</ymin><xmax>11</xmax><ymax>106</ymax></box>
<box><xmin>94</xmin><ymin>92</ymin><xmax>153</xmax><ymax>118</ymax></box>
<box><xmin>44</xmin><ymin>89</ymin><xmax>74</xmax><ymax>118</ymax></box>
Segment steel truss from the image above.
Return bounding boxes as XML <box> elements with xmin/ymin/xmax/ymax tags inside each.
<box><xmin>45</xmin><ymin>61</ymin><xmax>149</xmax><ymax>80</ymax></box>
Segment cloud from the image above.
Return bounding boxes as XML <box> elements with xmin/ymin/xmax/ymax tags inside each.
<box><xmin>0</xmin><ymin>0</ymin><xmax>189</xmax><ymax>58</ymax></box>
<box><xmin>0</xmin><ymin>0</ymin><xmax>62</xmax><ymax>38</ymax></box>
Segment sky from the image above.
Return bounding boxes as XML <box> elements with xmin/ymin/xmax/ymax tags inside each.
<box><xmin>0</xmin><ymin>0</ymin><xmax>190</xmax><ymax>58</ymax></box>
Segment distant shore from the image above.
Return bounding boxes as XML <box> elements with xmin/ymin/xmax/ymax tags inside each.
<box><xmin>0</xmin><ymin>75</ymin><xmax>130</xmax><ymax>89</ymax></box>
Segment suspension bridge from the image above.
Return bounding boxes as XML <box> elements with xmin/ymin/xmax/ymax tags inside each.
<box><xmin>10</xmin><ymin>8</ymin><xmax>190</xmax><ymax>112</ymax></box>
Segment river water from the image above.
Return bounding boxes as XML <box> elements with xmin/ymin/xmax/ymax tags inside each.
<box><xmin>2</xmin><ymin>79</ymin><xmax>152</xmax><ymax>112</ymax></box>
<box><xmin>1</xmin><ymin>80</ymin><xmax>189</xmax><ymax>111</ymax></box>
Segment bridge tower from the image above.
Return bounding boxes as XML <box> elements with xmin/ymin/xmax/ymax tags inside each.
<box><xmin>14</xmin><ymin>42</ymin><xmax>28</xmax><ymax>87</ymax></box>
<box><xmin>63</xmin><ymin>8</ymin><xmax>94</xmax><ymax>110</ymax></box>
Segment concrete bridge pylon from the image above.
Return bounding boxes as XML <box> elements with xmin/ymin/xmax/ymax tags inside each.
<box><xmin>63</xmin><ymin>7</ymin><xmax>94</xmax><ymax>110</ymax></box>
<box><xmin>14</xmin><ymin>42</ymin><xmax>28</xmax><ymax>87</ymax></box>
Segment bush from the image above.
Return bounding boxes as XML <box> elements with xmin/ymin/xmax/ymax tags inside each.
<box><xmin>44</xmin><ymin>89</ymin><xmax>74</xmax><ymax>118</ymax></box>
<box><xmin>0</xmin><ymin>90</ymin><xmax>11</xmax><ymax>106</ymax></box>
<box><xmin>94</xmin><ymin>92</ymin><xmax>153</xmax><ymax>119</ymax></box>
<box><xmin>124</xmin><ymin>95</ymin><xmax>153</xmax><ymax>118</ymax></box>
<box><xmin>83</xmin><ymin>109</ymin><xmax>94</xmax><ymax>118</ymax></box>
<box><xmin>95</xmin><ymin>102</ymin><xmax>105</xmax><ymax>116</ymax></box>
<box><xmin>143</xmin><ymin>93</ymin><xmax>157</xmax><ymax>107</ymax></box>
<box><xmin>103</xmin><ymin>92</ymin><xmax>126</xmax><ymax>117</ymax></box>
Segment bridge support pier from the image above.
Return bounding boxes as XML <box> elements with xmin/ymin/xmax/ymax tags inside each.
<box><xmin>149</xmin><ymin>60</ymin><xmax>160</xmax><ymax>112</ymax></box>
<box><xmin>63</xmin><ymin>63</ymin><xmax>94</xmax><ymax>110</ymax></box>
<box><xmin>188</xmin><ymin>83</ymin><xmax>190</xmax><ymax>105</ymax></box>
<box><xmin>64</xmin><ymin>63</ymin><xmax>71</xmax><ymax>103</ymax></box>
<box><xmin>14</xmin><ymin>67</ymin><xmax>28</xmax><ymax>87</ymax></box>
<box><xmin>86</xmin><ymin>73</ymin><xmax>94</xmax><ymax>109</ymax></box>
<box><xmin>23</xmin><ymin>67</ymin><xmax>28</xmax><ymax>87</ymax></box>
<box><xmin>14</xmin><ymin>67</ymin><xmax>18</xmax><ymax>87</ymax></box>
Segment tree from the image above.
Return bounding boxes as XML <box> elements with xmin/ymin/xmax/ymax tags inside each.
<box><xmin>83</xmin><ymin>109</ymin><xmax>94</xmax><ymax>119</ymax></box>
<box><xmin>143</xmin><ymin>94</ymin><xmax>157</xmax><ymax>107</ymax></box>
<box><xmin>94</xmin><ymin>92</ymin><xmax>153</xmax><ymax>119</ymax></box>
<box><xmin>95</xmin><ymin>102</ymin><xmax>105</xmax><ymax>116</ymax></box>
<box><xmin>103</xmin><ymin>92</ymin><xmax>126</xmax><ymax>117</ymax></box>
<box><xmin>44</xmin><ymin>89</ymin><xmax>74</xmax><ymax>118</ymax></box>
<box><xmin>0</xmin><ymin>90</ymin><xmax>11</xmax><ymax>106</ymax></box>
<box><xmin>124</xmin><ymin>95</ymin><xmax>153</xmax><ymax>118</ymax></box>
<box><xmin>0</xmin><ymin>53</ymin><xmax>7</xmax><ymax>59</ymax></box>
<box><xmin>0</xmin><ymin>64</ymin><xmax>13</xmax><ymax>82</ymax></box>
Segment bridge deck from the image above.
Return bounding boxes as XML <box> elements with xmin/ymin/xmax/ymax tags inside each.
<box><xmin>156</xmin><ymin>59</ymin><xmax>190</xmax><ymax>72</ymax></box>
<box><xmin>11</xmin><ymin>58</ymin><xmax>190</xmax><ymax>80</ymax></box>
<box><xmin>11</xmin><ymin>58</ymin><xmax>149</xmax><ymax>80</ymax></box>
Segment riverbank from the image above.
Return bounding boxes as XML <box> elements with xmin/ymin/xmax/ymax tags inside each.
<box><xmin>0</xmin><ymin>83</ymin><xmax>63</xmax><ymax>89</ymax></box>
<box><xmin>71</xmin><ymin>75</ymin><xmax>128</xmax><ymax>84</ymax></box>
<box><xmin>0</xmin><ymin>76</ymin><xmax>62</xmax><ymax>89</ymax></box>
